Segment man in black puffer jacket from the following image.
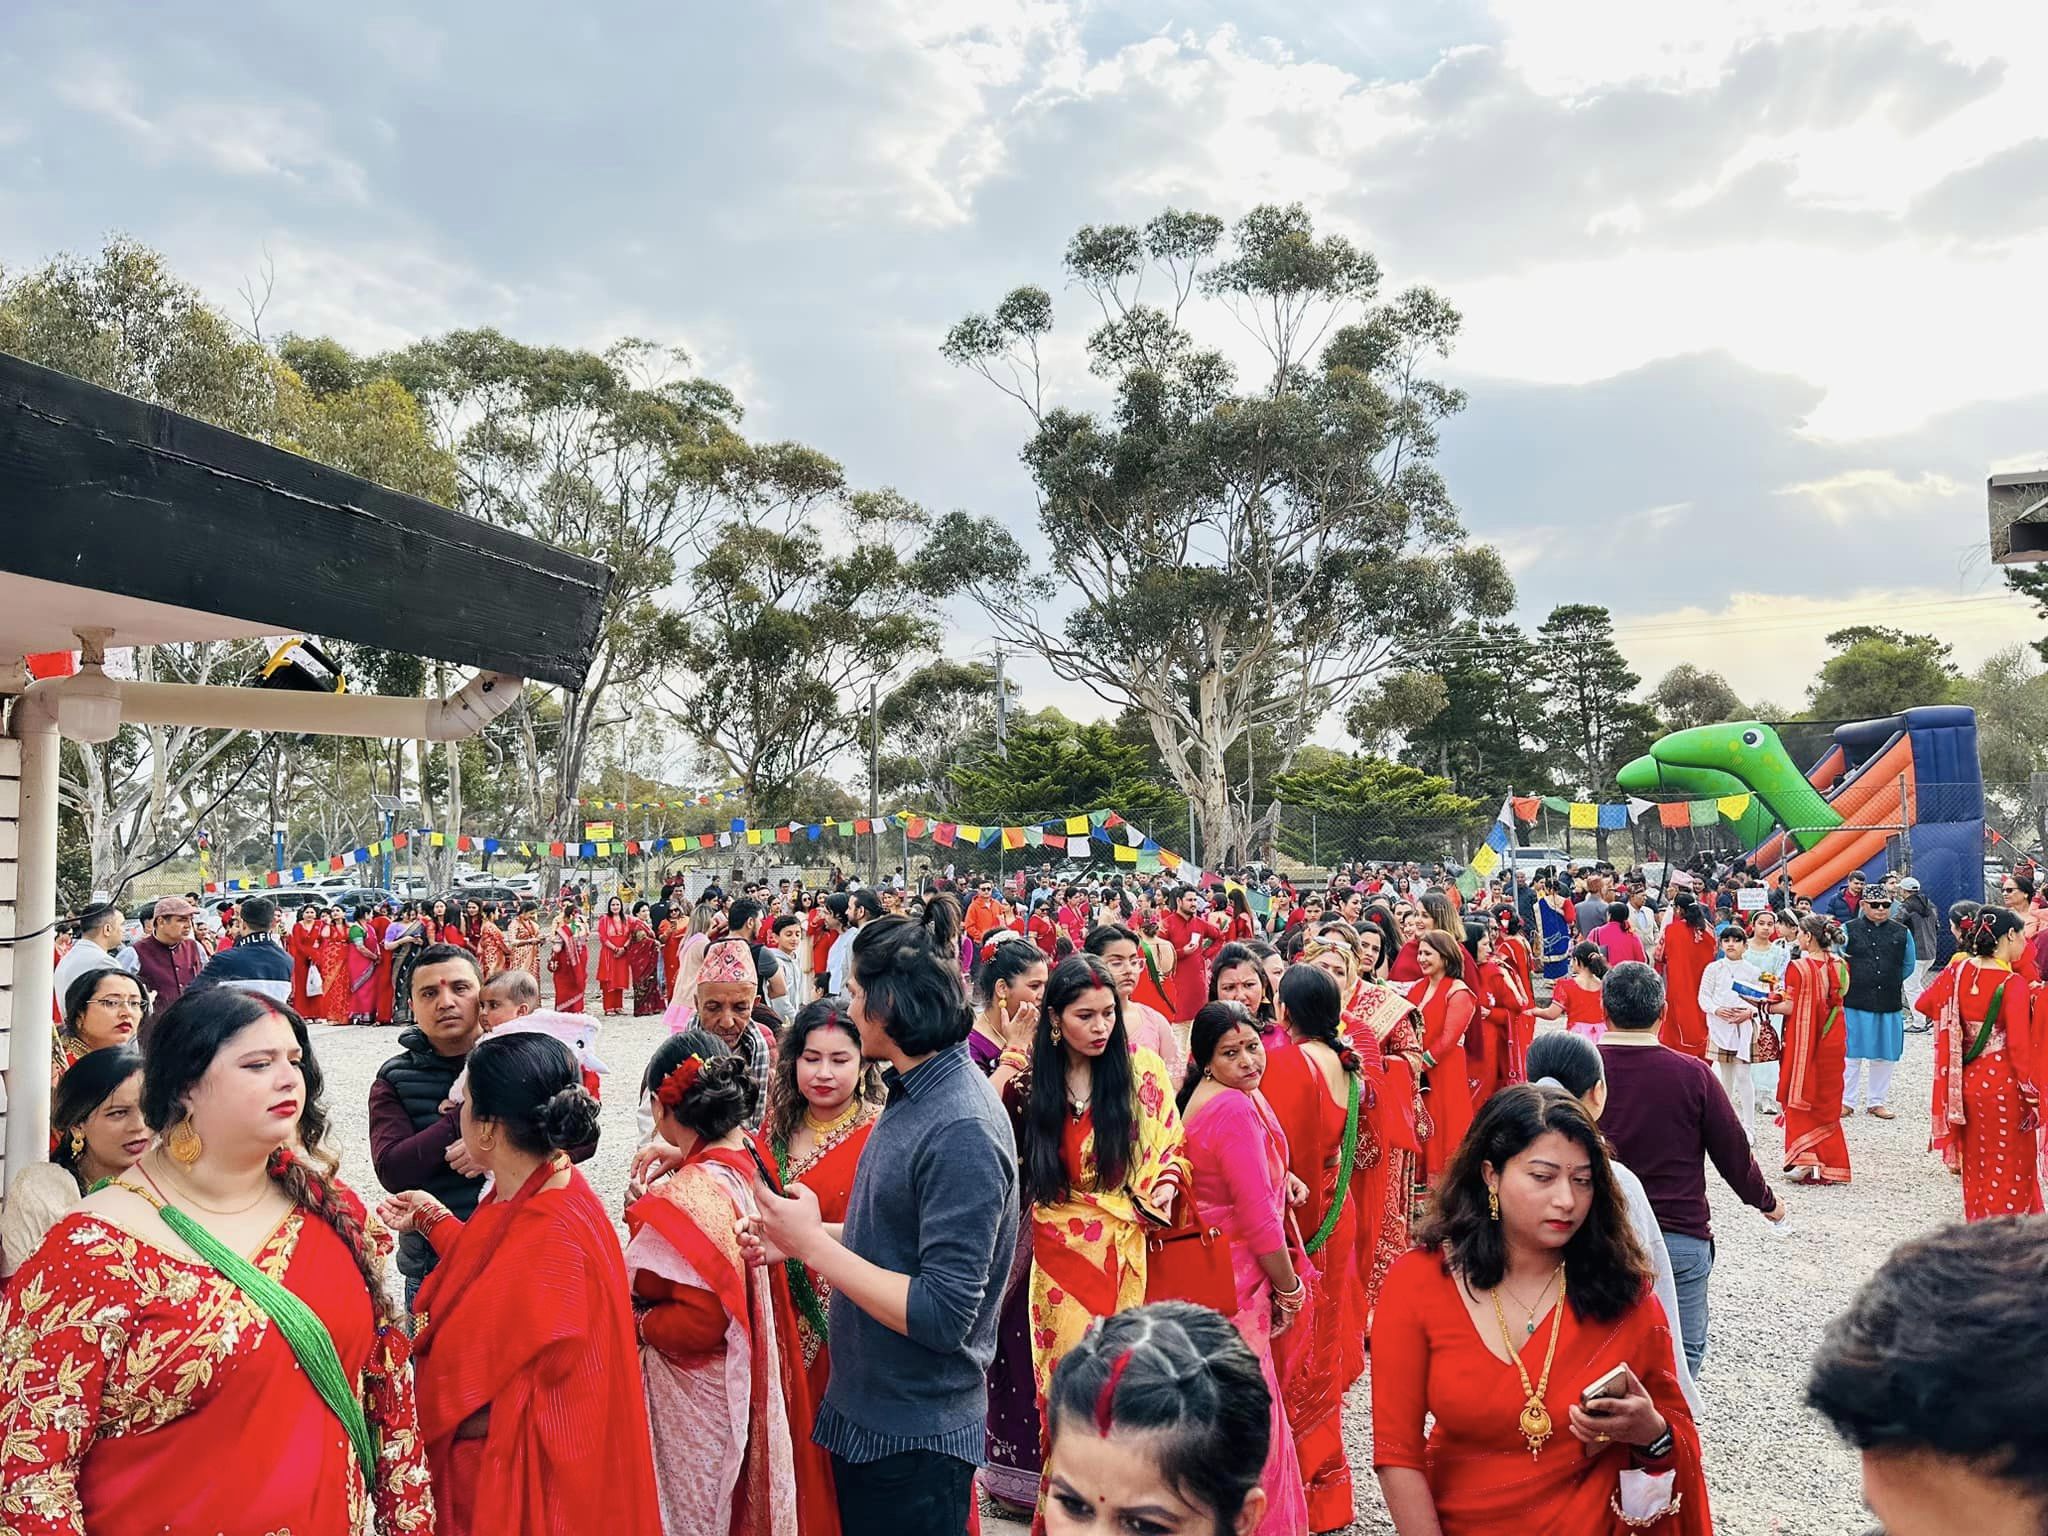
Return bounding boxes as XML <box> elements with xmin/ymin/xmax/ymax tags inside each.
<box><xmin>368</xmin><ymin>944</ymin><xmax>486</xmax><ymax>1310</ymax></box>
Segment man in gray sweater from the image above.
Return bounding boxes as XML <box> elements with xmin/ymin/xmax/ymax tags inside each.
<box><xmin>751</xmin><ymin>913</ymin><xmax>1017</xmax><ymax>1536</ymax></box>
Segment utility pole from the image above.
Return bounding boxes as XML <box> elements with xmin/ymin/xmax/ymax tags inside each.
<box><xmin>994</xmin><ymin>648</ymin><xmax>1008</xmax><ymax>759</ymax></box>
<box><xmin>867</xmin><ymin>681</ymin><xmax>880</xmax><ymax>887</ymax></box>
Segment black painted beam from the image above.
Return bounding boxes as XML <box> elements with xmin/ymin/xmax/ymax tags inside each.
<box><xmin>0</xmin><ymin>350</ymin><xmax>612</xmax><ymax>687</ymax></box>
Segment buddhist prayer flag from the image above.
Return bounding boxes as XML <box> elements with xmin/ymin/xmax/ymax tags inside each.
<box><xmin>1688</xmin><ymin>799</ymin><xmax>1719</xmax><ymax>827</ymax></box>
<box><xmin>1717</xmin><ymin>794</ymin><xmax>1752</xmax><ymax>819</ymax></box>
<box><xmin>1114</xmin><ymin>844</ymin><xmax>1138</xmax><ymax>863</ymax></box>
<box><xmin>1066</xmin><ymin>815</ymin><xmax>1089</xmax><ymax>834</ymax></box>
<box><xmin>1569</xmin><ymin>802</ymin><xmax>1598</xmax><ymax>829</ymax></box>
<box><xmin>1512</xmin><ymin>796</ymin><xmax>1542</xmax><ymax>822</ymax></box>
<box><xmin>1597</xmin><ymin>803</ymin><xmax>1629</xmax><ymax>830</ymax></box>
<box><xmin>1002</xmin><ymin>826</ymin><xmax>1026</xmax><ymax>850</ymax></box>
<box><xmin>1658</xmin><ymin>802</ymin><xmax>1690</xmax><ymax>828</ymax></box>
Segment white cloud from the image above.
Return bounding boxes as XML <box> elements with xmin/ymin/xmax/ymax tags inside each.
<box><xmin>1613</xmin><ymin>587</ymin><xmax>2038</xmax><ymax>709</ymax></box>
<box><xmin>54</xmin><ymin>55</ymin><xmax>370</xmax><ymax>204</ymax></box>
<box><xmin>1774</xmin><ymin>468</ymin><xmax>1964</xmax><ymax>526</ymax></box>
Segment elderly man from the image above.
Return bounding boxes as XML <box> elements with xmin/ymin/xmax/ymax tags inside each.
<box><xmin>53</xmin><ymin>901</ymin><xmax>131</xmax><ymax>1008</ymax></box>
<box><xmin>1597</xmin><ymin>960</ymin><xmax>1785</xmax><ymax>1377</ymax></box>
<box><xmin>132</xmin><ymin>895</ymin><xmax>206</xmax><ymax>1043</ymax></box>
<box><xmin>693</xmin><ymin>936</ymin><xmax>772</xmax><ymax>1129</ymax></box>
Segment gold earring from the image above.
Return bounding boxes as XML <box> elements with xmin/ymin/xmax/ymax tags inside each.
<box><xmin>168</xmin><ymin>1115</ymin><xmax>203</xmax><ymax>1166</ymax></box>
<box><xmin>1487</xmin><ymin>1187</ymin><xmax>1500</xmax><ymax>1221</ymax></box>
<box><xmin>68</xmin><ymin>1127</ymin><xmax>85</xmax><ymax>1156</ymax></box>
<box><xmin>1051</xmin><ymin>1027</ymin><xmax>1063</xmax><ymax>1045</ymax></box>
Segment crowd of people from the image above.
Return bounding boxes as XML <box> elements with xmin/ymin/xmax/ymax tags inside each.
<box><xmin>7</xmin><ymin>848</ymin><xmax>2048</xmax><ymax>1536</ymax></box>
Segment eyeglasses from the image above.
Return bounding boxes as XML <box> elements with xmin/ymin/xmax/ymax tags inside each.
<box><xmin>91</xmin><ymin>993</ymin><xmax>143</xmax><ymax>1013</ymax></box>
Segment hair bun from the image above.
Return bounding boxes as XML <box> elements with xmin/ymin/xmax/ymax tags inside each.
<box><xmin>539</xmin><ymin>1085</ymin><xmax>600</xmax><ymax>1151</ymax></box>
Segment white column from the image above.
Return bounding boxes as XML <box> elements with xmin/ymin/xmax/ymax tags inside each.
<box><xmin>3</xmin><ymin>714</ymin><xmax>58</xmax><ymax>1186</ymax></box>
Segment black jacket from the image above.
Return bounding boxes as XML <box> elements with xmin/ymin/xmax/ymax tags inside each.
<box><xmin>1842</xmin><ymin>915</ymin><xmax>1909</xmax><ymax>1014</ymax></box>
<box><xmin>369</xmin><ymin>1027</ymin><xmax>481</xmax><ymax>1279</ymax></box>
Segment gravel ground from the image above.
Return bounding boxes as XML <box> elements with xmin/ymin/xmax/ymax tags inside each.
<box><xmin>309</xmin><ymin>1015</ymin><xmax>1944</xmax><ymax>1535</ymax></box>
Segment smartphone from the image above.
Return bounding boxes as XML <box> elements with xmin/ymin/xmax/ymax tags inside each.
<box><xmin>747</xmin><ymin>1141</ymin><xmax>787</xmax><ymax>1199</ymax></box>
<box><xmin>1580</xmin><ymin>1363</ymin><xmax>1630</xmax><ymax>1405</ymax></box>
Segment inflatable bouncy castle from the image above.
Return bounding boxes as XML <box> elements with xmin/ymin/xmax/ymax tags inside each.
<box><xmin>1616</xmin><ymin>706</ymin><xmax>1984</xmax><ymax>920</ymax></box>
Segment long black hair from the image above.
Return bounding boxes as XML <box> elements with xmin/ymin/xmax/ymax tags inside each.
<box><xmin>1024</xmin><ymin>954</ymin><xmax>1134</xmax><ymax>1208</ymax></box>
<box><xmin>51</xmin><ymin>1044</ymin><xmax>143</xmax><ymax>1191</ymax></box>
<box><xmin>1415</xmin><ymin>1083</ymin><xmax>1648</xmax><ymax>1324</ymax></box>
<box><xmin>767</xmin><ymin>1000</ymin><xmax>879</xmax><ymax>1146</ymax></box>
<box><xmin>144</xmin><ymin>987</ymin><xmax>392</xmax><ymax>1324</ymax></box>
<box><xmin>1048</xmin><ymin>1302</ymin><xmax>1270</xmax><ymax>1528</ymax></box>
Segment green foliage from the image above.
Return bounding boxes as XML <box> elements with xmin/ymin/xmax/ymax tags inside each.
<box><xmin>1270</xmin><ymin>753</ymin><xmax>1483</xmax><ymax>863</ymax></box>
<box><xmin>1535</xmin><ymin>605</ymin><xmax>1660</xmax><ymax>797</ymax></box>
<box><xmin>938</xmin><ymin>202</ymin><xmax>1509</xmax><ymax>864</ymax></box>
<box><xmin>1353</xmin><ymin>620</ymin><xmax>1556</xmax><ymax>803</ymax></box>
<box><xmin>1649</xmin><ymin>664</ymin><xmax>1748</xmax><ymax>732</ymax></box>
<box><xmin>1803</xmin><ymin>626</ymin><xmax>1961</xmax><ymax>721</ymax></box>
<box><xmin>668</xmin><ymin>483</ymin><xmax>965</xmax><ymax>821</ymax></box>
<box><xmin>875</xmin><ymin>660</ymin><xmax>1002</xmax><ymax>808</ymax></box>
<box><xmin>948</xmin><ymin>712</ymin><xmax>1184</xmax><ymax>828</ymax></box>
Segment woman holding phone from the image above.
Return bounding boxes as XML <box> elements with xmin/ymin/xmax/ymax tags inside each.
<box><xmin>1372</xmin><ymin>1084</ymin><xmax>1710</xmax><ymax>1534</ymax></box>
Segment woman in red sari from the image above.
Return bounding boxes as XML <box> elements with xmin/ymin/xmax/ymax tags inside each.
<box><xmin>1373</xmin><ymin>1084</ymin><xmax>1711</xmax><ymax>1535</ymax></box>
<box><xmin>597</xmin><ymin>895</ymin><xmax>633</xmax><ymax>1014</ymax></box>
<box><xmin>472</xmin><ymin>902</ymin><xmax>512</xmax><ymax>979</ymax></box>
<box><xmin>1653</xmin><ymin>894</ymin><xmax>1715</xmax><ymax>1059</ymax></box>
<box><xmin>549</xmin><ymin>907</ymin><xmax>589</xmax><ymax>1013</ymax></box>
<box><xmin>425</xmin><ymin>897</ymin><xmax>468</xmax><ymax>949</ymax></box>
<box><xmin>1406</xmin><ymin>931</ymin><xmax>1479</xmax><ymax>1186</ymax></box>
<box><xmin>0</xmin><ymin>986</ymin><xmax>433</xmax><ymax>1536</ymax></box>
<box><xmin>346</xmin><ymin>909</ymin><xmax>381</xmax><ymax>1024</ymax></box>
<box><xmin>1769</xmin><ymin>914</ymin><xmax>1851</xmax><ymax>1186</ymax></box>
<box><xmin>1261</xmin><ymin>964</ymin><xmax>1370</xmax><ymax>1533</ymax></box>
<box><xmin>1493</xmin><ymin>906</ymin><xmax>1535</xmax><ymax>1003</ymax></box>
<box><xmin>1922</xmin><ymin>907</ymin><xmax>2043</xmax><ymax>1220</ymax></box>
<box><xmin>314</xmin><ymin>904</ymin><xmax>352</xmax><ymax>1024</ymax></box>
<box><xmin>368</xmin><ymin>903</ymin><xmax>397</xmax><ymax>1024</ymax></box>
<box><xmin>381</xmin><ymin>1030</ymin><xmax>660</xmax><ymax>1536</ymax></box>
<box><xmin>287</xmin><ymin>904</ymin><xmax>320</xmax><ymax>1014</ymax></box>
<box><xmin>628</xmin><ymin>901</ymin><xmax>663</xmax><ymax>1015</ymax></box>
<box><xmin>758</xmin><ymin>1000</ymin><xmax>883</xmax><ymax>1403</ymax></box>
<box><xmin>627</xmin><ymin>1030</ymin><xmax>836</xmax><ymax>1536</ymax></box>
<box><xmin>1475</xmin><ymin>922</ymin><xmax>1533</xmax><ymax>1092</ymax></box>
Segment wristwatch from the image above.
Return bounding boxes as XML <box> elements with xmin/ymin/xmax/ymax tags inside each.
<box><xmin>1635</xmin><ymin>1425</ymin><xmax>1675</xmax><ymax>1461</ymax></box>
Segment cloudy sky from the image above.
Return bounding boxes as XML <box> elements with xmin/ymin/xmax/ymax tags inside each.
<box><xmin>4</xmin><ymin>0</ymin><xmax>2045</xmax><ymax>725</ymax></box>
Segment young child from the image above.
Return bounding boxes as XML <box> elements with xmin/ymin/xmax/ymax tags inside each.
<box><xmin>1532</xmin><ymin>942</ymin><xmax>1611</xmax><ymax>1043</ymax></box>
<box><xmin>1043</xmin><ymin>1301</ymin><xmax>1273</xmax><ymax>1536</ymax></box>
<box><xmin>1698</xmin><ymin>921</ymin><xmax>1764</xmax><ymax>1139</ymax></box>
<box><xmin>480</xmin><ymin>967</ymin><xmax>542</xmax><ymax>1031</ymax></box>
<box><xmin>467</xmin><ymin>971</ymin><xmax>607</xmax><ymax>1103</ymax></box>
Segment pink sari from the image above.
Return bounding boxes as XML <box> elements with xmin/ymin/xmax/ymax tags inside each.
<box><xmin>1184</xmin><ymin>1089</ymin><xmax>1310</xmax><ymax>1536</ymax></box>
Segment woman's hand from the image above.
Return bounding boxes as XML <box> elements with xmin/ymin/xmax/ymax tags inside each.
<box><xmin>1285</xmin><ymin>1172</ymin><xmax>1310</xmax><ymax>1207</ymax></box>
<box><xmin>375</xmin><ymin>1190</ymin><xmax>450</xmax><ymax>1235</ymax></box>
<box><xmin>1566</xmin><ymin>1365</ymin><xmax>1667</xmax><ymax>1451</ymax></box>
<box><xmin>998</xmin><ymin>997</ymin><xmax>1040</xmax><ymax>1051</ymax></box>
<box><xmin>629</xmin><ymin>1140</ymin><xmax>685</xmax><ymax>1198</ymax></box>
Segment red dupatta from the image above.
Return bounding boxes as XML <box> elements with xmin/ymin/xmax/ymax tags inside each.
<box><xmin>412</xmin><ymin>1159</ymin><xmax>662</xmax><ymax>1536</ymax></box>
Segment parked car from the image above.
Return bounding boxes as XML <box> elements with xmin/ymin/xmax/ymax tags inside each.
<box><xmin>438</xmin><ymin>884</ymin><xmax>528</xmax><ymax>907</ymax></box>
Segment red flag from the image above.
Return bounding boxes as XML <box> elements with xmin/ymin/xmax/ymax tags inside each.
<box><xmin>775</xmin><ymin>827</ymin><xmax>793</xmax><ymax>844</ymax></box>
<box><xmin>1512</xmin><ymin>796</ymin><xmax>1542</xmax><ymax>822</ymax></box>
<box><xmin>854</xmin><ymin>818</ymin><xmax>872</xmax><ymax>835</ymax></box>
<box><xmin>626</xmin><ymin>839</ymin><xmax>640</xmax><ymax>854</ymax></box>
<box><xmin>457</xmin><ymin>835</ymin><xmax>473</xmax><ymax>852</ymax></box>
<box><xmin>906</xmin><ymin>816</ymin><xmax>928</xmax><ymax>839</ymax></box>
<box><xmin>329</xmin><ymin>856</ymin><xmax>346</xmax><ymax>871</ymax></box>
<box><xmin>549</xmin><ymin>841</ymin><xmax>566</xmax><ymax>858</ymax></box>
<box><xmin>698</xmin><ymin>834</ymin><xmax>714</xmax><ymax>848</ymax></box>
<box><xmin>934</xmin><ymin>823</ymin><xmax>957</xmax><ymax>847</ymax></box>
<box><xmin>393</xmin><ymin>833</ymin><xmax>409</xmax><ymax>850</ymax></box>
<box><xmin>265</xmin><ymin>871</ymin><xmax>281</xmax><ymax>887</ymax></box>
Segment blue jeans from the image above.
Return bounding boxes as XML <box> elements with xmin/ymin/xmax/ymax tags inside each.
<box><xmin>1663</xmin><ymin>1231</ymin><xmax>1713</xmax><ymax>1377</ymax></box>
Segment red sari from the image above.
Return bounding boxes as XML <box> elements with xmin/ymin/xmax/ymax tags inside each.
<box><xmin>761</xmin><ymin>1110</ymin><xmax>878</xmax><ymax>1403</ymax></box>
<box><xmin>626</xmin><ymin>1144</ymin><xmax>835</xmax><ymax>1536</ymax></box>
<box><xmin>474</xmin><ymin>921</ymin><xmax>511</xmax><ymax>979</ymax></box>
<box><xmin>0</xmin><ymin>1199</ymin><xmax>433</xmax><ymax>1536</ymax></box>
<box><xmin>1657</xmin><ymin>923</ymin><xmax>1716</xmax><ymax>1059</ymax></box>
<box><xmin>1345</xmin><ymin>981</ymin><xmax>1425</xmax><ymax>1326</ymax></box>
<box><xmin>627</xmin><ymin>919</ymin><xmax>662</xmax><ymax>1015</ymax></box>
<box><xmin>368</xmin><ymin>912</ymin><xmax>396</xmax><ymax>1024</ymax></box>
<box><xmin>596</xmin><ymin>914</ymin><xmax>633</xmax><ymax>1013</ymax></box>
<box><xmin>1472</xmin><ymin>959</ymin><xmax>1529</xmax><ymax>1102</ymax></box>
<box><xmin>1924</xmin><ymin>958</ymin><xmax>2043</xmax><ymax>1220</ymax></box>
<box><xmin>550</xmin><ymin>925</ymin><xmax>589</xmax><ymax>1012</ymax></box>
<box><xmin>1371</xmin><ymin>1251</ymin><xmax>1712</xmax><ymax>1535</ymax></box>
<box><xmin>412</xmin><ymin>1159</ymin><xmax>659</xmax><ymax>1536</ymax></box>
<box><xmin>287</xmin><ymin>916</ymin><xmax>318</xmax><ymax>1014</ymax></box>
<box><xmin>1778</xmin><ymin>952</ymin><xmax>1851</xmax><ymax>1184</ymax></box>
<box><xmin>315</xmin><ymin>920</ymin><xmax>352</xmax><ymax>1023</ymax></box>
<box><xmin>1407</xmin><ymin>976</ymin><xmax>1479</xmax><ymax>1185</ymax></box>
<box><xmin>1263</xmin><ymin>1039</ymin><xmax>1368</xmax><ymax>1533</ymax></box>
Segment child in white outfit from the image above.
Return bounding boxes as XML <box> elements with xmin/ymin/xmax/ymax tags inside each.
<box><xmin>1698</xmin><ymin>922</ymin><xmax>1763</xmax><ymax>1139</ymax></box>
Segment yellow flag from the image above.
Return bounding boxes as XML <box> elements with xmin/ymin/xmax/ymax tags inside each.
<box><xmin>746</xmin><ymin>829</ymin><xmax>764</xmax><ymax>845</ymax></box>
<box><xmin>1717</xmin><ymin>793</ymin><xmax>1752</xmax><ymax>819</ymax></box>
<box><xmin>1113</xmin><ymin>843</ymin><xmax>1139</xmax><ymax>863</ymax></box>
<box><xmin>1065</xmin><ymin>815</ymin><xmax>1089</xmax><ymax>835</ymax></box>
<box><xmin>1470</xmin><ymin>844</ymin><xmax>1500</xmax><ymax>877</ymax></box>
<box><xmin>958</xmin><ymin>825</ymin><xmax>982</xmax><ymax>842</ymax></box>
<box><xmin>1569</xmin><ymin>802</ymin><xmax>1597</xmax><ymax>829</ymax></box>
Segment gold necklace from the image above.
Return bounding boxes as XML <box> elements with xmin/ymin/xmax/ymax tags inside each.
<box><xmin>1498</xmin><ymin>1267</ymin><xmax>1561</xmax><ymax>1336</ymax></box>
<box><xmin>149</xmin><ymin>1153</ymin><xmax>273</xmax><ymax>1217</ymax></box>
<box><xmin>803</xmin><ymin>1098</ymin><xmax>863</xmax><ymax>1137</ymax></box>
<box><xmin>1490</xmin><ymin>1265</ymin><xmax>1567</xmax><ymax>1458</ymax></box>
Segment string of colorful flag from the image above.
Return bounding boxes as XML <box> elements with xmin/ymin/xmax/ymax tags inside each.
<box><xmin>1456</xmin><ymin>790</ymin><xmax>1763</xmax><ymax>896</ymax></box>
<box><xmin>205</xmin><ymin>806</ymin><xmax>1201</xmax><ymax>894</ymax></box>
<box><xmin>1510</xmin><ymin>793</ymin><xmax>1759</xmax><ymax>830</ymax></box>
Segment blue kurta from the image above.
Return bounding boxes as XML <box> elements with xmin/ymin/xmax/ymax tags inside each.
<box><xmin>1843</xmin><ymin>931</ymin><xmax>1915</xmax><ymax>1062</ymax></box>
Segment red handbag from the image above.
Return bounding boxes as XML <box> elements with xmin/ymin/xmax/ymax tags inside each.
<box><xmin>1143</xmin><ymin>1205</ymin><xmax>1238</xmax><ymax>1314</ymax></box>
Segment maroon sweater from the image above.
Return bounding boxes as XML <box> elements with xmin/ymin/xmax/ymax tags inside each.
<box><xmin>1597</xmin><ymin>1038</ymin><xmax>1773</xmax><ymax>1242</ymax></box>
